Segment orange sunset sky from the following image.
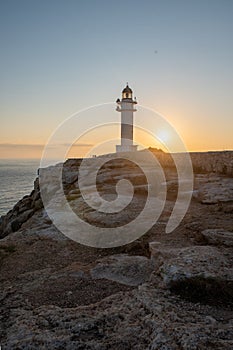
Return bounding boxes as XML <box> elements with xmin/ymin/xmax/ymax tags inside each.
<box><xmin>1</xmin><ymin>1</ymin><xmax>233</xmax><ymax>159</ymax></box>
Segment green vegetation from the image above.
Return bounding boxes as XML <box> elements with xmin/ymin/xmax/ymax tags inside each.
<box><xmin>0</xmin><ymin>244</ymin><xmax>16</xmax><ymax>265</ymax></box>
<box><xmin>0</xmin><ymin>244</ymin><xmax>16</xmax><ymax>253</ymax></box>
<box><xmin>170</xmin><ymin>275</ymin><xmax>233</xmax><ymax>309</ymax></box>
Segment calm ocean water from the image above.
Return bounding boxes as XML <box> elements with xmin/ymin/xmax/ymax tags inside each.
<box><xmin>0</xmin><ymin>159</ymin><xmax>40</xmax><ymax>217</ymax></box>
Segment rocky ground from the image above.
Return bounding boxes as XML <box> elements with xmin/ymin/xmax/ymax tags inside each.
<box><xmin>0</xmin><ymin>150</ymin><xmax>232</xmax><ymax>349</ymax></box>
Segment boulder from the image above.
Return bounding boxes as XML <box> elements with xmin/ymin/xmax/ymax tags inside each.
<box><xmin>202</xmin><ymin>229</ymin><xmax>233</xmax><ymax>247</ymax></box>
<box><xmin>149</xmin><ymin>244</ymin><xmax>233</xmax><ymax>288</ymax></box>
<box><xmin>91</xmin><ymin>254</ymin><xmax>155</xmax><ymax>286</ymax></box>
<box><xmin>195</xmin><ymin>178</ymin><xmax>233</xmax><ymax>204</ymax></box>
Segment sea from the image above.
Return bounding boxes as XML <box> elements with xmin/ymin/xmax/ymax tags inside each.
<box><xmin>0</xmin><ymin>159</ymin><xmax>40</xmax><ymax>217</ymax></box>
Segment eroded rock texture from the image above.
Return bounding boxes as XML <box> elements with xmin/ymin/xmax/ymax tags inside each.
<box><xmin>0</xmin><ymin>150</ymin><xmax>232</xmax><ymax>348</ymax></box>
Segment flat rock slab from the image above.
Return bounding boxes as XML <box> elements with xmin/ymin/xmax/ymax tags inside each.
<box><xmin>202</xmin><ymin>229</ymin><xmax>233</xmax><ymax>247</ymax></box>
<box><xmin>149</xmin><ymin>244</ymin><xmax>233</xmax><ymax>287</ymax></box>
<box><xmin>2</xmin><ymin>285</ymin><xmax>233</xmax><ymax>350</ymax></box>
<box><xmin>90</xmin><ymin>254</ymin><xmax>155</xmax><ymax>286</ymax></box>
<box><xmin>194</xmin><ymin>178</ymin><xmax>233</xmax><ymax>204</ymax></box>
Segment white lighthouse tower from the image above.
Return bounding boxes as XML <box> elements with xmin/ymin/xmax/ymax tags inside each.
<box><xmin>116</xmin><ymin>84</ymin><xmax>138</xmax><ymax>153</ymax></box>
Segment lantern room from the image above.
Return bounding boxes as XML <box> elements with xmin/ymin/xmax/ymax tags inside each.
<box><xmin>122</xmin><ymin>84</ymin><xmax>133</xmax><ymax>100</ymax></box>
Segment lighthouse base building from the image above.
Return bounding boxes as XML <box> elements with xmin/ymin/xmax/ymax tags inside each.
<box><xmin>116</xmin><ymin>144</ymin><xmax>138</xmax><ymax>153</ymax></box>
<box><xmin>116</xmin><ymin>84</ymin><xmax>138</xmax><ymax>153</ymax></box>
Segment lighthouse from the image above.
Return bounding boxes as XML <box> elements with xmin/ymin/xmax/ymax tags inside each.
<box><xmin>116</xmin><ymin>84</ymin><xmax>138</xmax><ymax>153</ymax></box>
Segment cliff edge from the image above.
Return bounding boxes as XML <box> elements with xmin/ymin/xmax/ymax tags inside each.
<box><xmin>0</xmin><ymin>150</ymin><xmax>232</xmax><ymax>349</ymax></box>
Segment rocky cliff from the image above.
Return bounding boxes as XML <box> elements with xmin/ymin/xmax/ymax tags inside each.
<box><xmin>0</xmin><ymin>150</ymin><xmax>232</xmax><ymax>239</ymax></box>
<box><xmin>148</xmin><ymin>149</ymin><xmax>233</xmax><ymax>176</ymax></box>
<box><xmin>0</xmin><ymin>150</ymin><xmax>232</xmax><ymax>349</ymax></box>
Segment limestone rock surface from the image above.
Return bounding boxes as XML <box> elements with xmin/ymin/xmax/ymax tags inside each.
<box><xmin>202</xmin><ymin>229</ymin><xmax>233</xmax><ymax>247</ymax></box>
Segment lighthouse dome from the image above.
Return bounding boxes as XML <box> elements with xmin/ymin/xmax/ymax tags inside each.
<box><xmin>122</xmin><ymin>84</ymin><xmax>133</xmax><ymax>99</ymax></box>
<box><xmin>122</xmin><ymin>84</ymin><xmax>132</xmax><ymax>94</ymax></box>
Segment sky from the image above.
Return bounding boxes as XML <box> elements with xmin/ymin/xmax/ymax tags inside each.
<box><xmin>0</xmin><ymin>0</ymin><xmax>233</xmax><ymax>158</ymax></box>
